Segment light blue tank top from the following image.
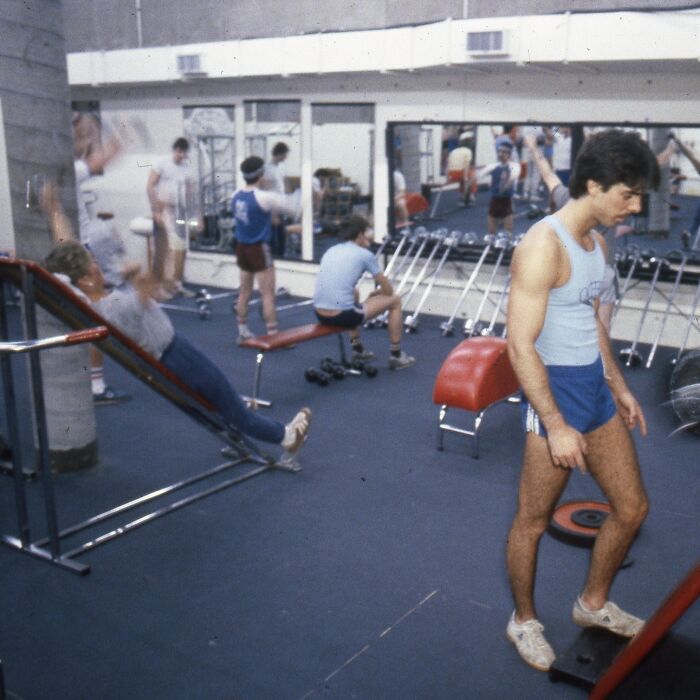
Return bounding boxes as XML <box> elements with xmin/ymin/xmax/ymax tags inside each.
<box><xmin>535</xmin><ymin>215</ymin><xmax>605</xmax><ymax>366</ymax></box>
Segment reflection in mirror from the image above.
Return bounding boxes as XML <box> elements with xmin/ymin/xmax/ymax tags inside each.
<box><xmin>244</xmin><ymin>100</ymin><xmax>301</xmax><ymax>260</ymax></box>
<box><xmin>389</xmin><ymin>122</ymin><xmax>576</xmax><ymax>246</ymax></box>
<box><xmin>183</xmin><ymin>105</ymin><xmax>236</xmax><ymax>253</ymax></box>
<box><xmin>311</xmin><ymin>104</ymin><xmax>374</xmax><ymax>261</ymax></box>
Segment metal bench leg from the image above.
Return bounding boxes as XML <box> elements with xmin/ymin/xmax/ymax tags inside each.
<box><xmin>437</xmin><ymin>405</ymin><xmax>447</xmax><ymax>450</ymax></box>
<box><xmin>472</xmin><ymin>411</ymin><xmax>485</xmax><ymax>459</ymax></box>
<box><xmin>337</xmin><ymin>333</ymin><xmax>347</xmax><ymax>365</ymax></box>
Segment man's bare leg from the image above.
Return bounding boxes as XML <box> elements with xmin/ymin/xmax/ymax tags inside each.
<box><xmin>235</xmin><ymin>269</ymin><xmax>255</xmax><ymax>338</ymax></box>
<box><xmin>363</xmin><ymin>293</ymin><xmax>402</xmax><ymax>344</ymax></box>
<box><xmin>256</xmin><ymin>266</ymin><xmax>278</xmax><ymax>334</ymax></box>
<box><xmin>507</xmin><ymin>432</ymin><xmax>571</xmax><ymax>621</ymax></box>
<box><xmin>579</xmin><ymin>414</ymin><xmax>649</xmax><ymax>609</ymax></box>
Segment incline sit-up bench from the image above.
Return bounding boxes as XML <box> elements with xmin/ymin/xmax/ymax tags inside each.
<box><xmin>0</xmin><ymin>258</ymin><xmax>301</xmax><ymax>575</ymax></box>
<box><xmin>239</xmin><ymin>323</ymin><xmax>347</xmax><ymax>406</ymax></box>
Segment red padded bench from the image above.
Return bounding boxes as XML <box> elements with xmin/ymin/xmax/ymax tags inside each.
<box><xmin>239</xmin><ymin>323</ymin><xmax>347</xmax><ymax>405</ymax></box>
<box><xmin>433</xmin><ymin>336</ymin><xmax>520</xmax><ymax>458</ymax></box>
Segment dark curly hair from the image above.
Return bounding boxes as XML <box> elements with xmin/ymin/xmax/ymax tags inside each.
<box><xmin>569</xmin><ymin>130</ymin><xmax>660</xmax><ymax>198</ymax></box>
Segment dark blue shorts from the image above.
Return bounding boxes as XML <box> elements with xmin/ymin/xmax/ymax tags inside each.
<box><xmin>521</xmin><ymin>356</ymin><xmax>617</xmax><ymax>437</ymax></box>
<box><xmin>315</xmin><ymin>305</ymin><xmax>364</xmax><ymax>329</ymax></box>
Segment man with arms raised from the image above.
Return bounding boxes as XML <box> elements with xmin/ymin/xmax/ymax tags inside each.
<box><xmin>505</xmin><ymin>130</ymin><xmax>659</xmax><ymax>671</ymax></box>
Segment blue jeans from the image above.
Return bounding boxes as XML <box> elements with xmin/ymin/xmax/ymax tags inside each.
<box><xmin>160</xmin><ymin>334</ymin><xmax>285</xmax><ymax>444</ymax></box>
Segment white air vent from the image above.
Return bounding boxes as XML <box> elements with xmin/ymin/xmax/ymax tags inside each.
<box><xmin>176</xmin><ymin>54</ymin><xmax>206</xmax><ymax>77</ymax></box>
<box><xmin>466</xmin><ymin>31</ymin><xmax>508</xmax><ymax>57</ymax></box>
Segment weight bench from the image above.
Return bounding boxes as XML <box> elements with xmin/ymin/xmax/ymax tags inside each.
<box><xmin>239</xmin><ymin>323</ymin><xmax>347</xmax><ymax>406</ymax></box>
<box><xmin>433</xmin><ymin>336</ymin><xmax>520</xmax><ymax>458</ymax></box>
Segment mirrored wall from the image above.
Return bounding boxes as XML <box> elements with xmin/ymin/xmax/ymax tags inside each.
<box><xmin>311</xmin><ymin>103</ymin><xmax>374</xmax><ymax>261</ymax></box>
<box><xmin>387</xmin><ymin>121</ymin><xmax>700</xmax><ymax>262</ymax></box>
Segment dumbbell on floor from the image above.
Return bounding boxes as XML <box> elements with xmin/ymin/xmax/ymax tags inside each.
<box><xmin>304</xmin><ymin>368</ymin><xmax>330</xmax><ymax>386</ymax></box>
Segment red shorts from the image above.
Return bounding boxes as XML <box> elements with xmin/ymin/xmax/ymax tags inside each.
<box><xmin>488</xmin><ymin>197</ymin><xmax>513</xmax><ymax>219</ymax></box>
<box><xmin>235</xmin><ymin>241</ymin><xmax>272</xmax><ymax>273</ymax></box>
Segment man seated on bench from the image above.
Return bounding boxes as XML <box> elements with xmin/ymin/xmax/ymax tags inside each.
<box><xmin>40</xmin><ymin>186</ymin><xmax>312</xmax><ymax>458</ymax></box>
<box><xmin>313</xmin><ymin>215</ymin><xmax>416</xmax><ymax>370</ymax></box>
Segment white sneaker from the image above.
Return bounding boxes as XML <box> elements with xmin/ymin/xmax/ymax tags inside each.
<box><xmin>506</xmin><ymin>612</ymin><xmax>556</xmax><ymax>672</ymax></box>
<box><xmin>572</xmin><ymin>597</ymin><xmax>644</xmax><ymax>638</ymax></box>
<box><xmin>281</xmin><ymin>408</ymin><xmax>312</xmax><ymax>456</ymax></box>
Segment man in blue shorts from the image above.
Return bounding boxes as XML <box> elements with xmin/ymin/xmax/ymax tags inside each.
<box><xmin>505</xmin><ymin>130</ymin><xmax>660</xmax><ymax>671</ymax></box>
<box><xmin>313</xmin><ymin>215</ymin><xmax>415</xmax><ymax>370</ymax></box>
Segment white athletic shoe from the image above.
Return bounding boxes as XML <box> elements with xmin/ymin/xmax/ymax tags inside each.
<box><xmin>281</xmin><ymin>408</ymin><xmax>312</xmax><ymax>456</ymax></box>
<box><xmin>572</xmin><ymin>597</ymin><xmax>644</xmax><ymax>638</ymax></box>
<box><xmin>506</xmin><ymin>612</ymin><xmax>556</xmax><ymax>672</ymax></box>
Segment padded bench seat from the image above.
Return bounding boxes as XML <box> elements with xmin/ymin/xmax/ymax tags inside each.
<box><xmin>433</xmin><ymin>337</ymin><xmax>520</xmax><ymax>458</ymax></box>
<box><xmin>239</xmin><ymin>323</ymin><xmax>345</xmax><ymax>352</ymax></box>
<box><xmin>239</xmin><ymin>323</ymin><xmax>348</xmax><ymax>405</ymax></box>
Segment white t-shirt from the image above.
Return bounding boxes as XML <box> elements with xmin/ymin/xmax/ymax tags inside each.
<box><xmin>393</xmin><ymin>170</ymin><xmax>406</xmax><ymax>194</ymax></box>
<box><xmin>553</xmin><ymin>133</ymin><xmax>572</xmax><ymax>171</ymax></box>
<box><xmin>264</xmin><ymin>161</ymin><xmax>286</xmax><ymax>194</ymax></box>
<box><xmin>152</xmin><ymin>156</ymin><xmax>193</xmax><ymax>207</ymax></box>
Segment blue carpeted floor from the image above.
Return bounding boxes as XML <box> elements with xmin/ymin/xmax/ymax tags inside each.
<box><xmin>0</xmin><ymin>291</ymin><xmax>698</xmax><ymax>699</ymax></box>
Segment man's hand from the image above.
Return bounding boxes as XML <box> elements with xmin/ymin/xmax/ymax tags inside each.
<box><xmin>614</xmin><ymin>390</ymin><xmax>648</xmax><ymax>436</ymax></box>
<box><xmin>547</xmin><ymin>420</ymin><xmax>588</xmax><ymax>472</ymax></box>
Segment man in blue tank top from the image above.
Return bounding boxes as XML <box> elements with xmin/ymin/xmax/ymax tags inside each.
<box><xmin>504</xmin><ymin>131</ymin><xmax>660</xmax><ymax>671</ymax></box>
<box><xmin>231</xmin><ymin>156</ymin><xmax>300</xmax><ymax>343</ymax></box>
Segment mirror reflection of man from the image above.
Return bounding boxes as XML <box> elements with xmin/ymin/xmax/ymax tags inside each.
<box><xmin>446</xmin><ymin>132</ymin><xmax>476</xmax><ymax>207</ymax></box>
<box><xmin>479</xmin><ymin>141</ymin><xmax>521</xmax><ymax>237</ymax></box>
<box><xmin>262</xmin><ymin>142</ymin><xmax>290</xmax><ymax>256</ymax></box>
<box><xmin>147</xmin><ymin>137</ymin><xmax>200</xmax><ymax>300</ymax></box>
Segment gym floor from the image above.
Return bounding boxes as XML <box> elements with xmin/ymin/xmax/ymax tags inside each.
<box><xmin>1</xmin><ymin>293</ymin><xmax>698</xmax><ymax>699</ymax></box>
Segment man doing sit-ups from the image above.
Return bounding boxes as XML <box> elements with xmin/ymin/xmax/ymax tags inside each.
<box><xmin>40</xmin><ymin>185</ymin><xmax>311</xmax><ymax>458</ymax></box>
<box><xmin>505</xmin><ymin>130</ymin><xmax>660</xmax><ymax>671</ymax></box>
<box><xmin>313</xmin><ymin>215</ymin><xmax>415</xmax><ymax>370</ymax></box>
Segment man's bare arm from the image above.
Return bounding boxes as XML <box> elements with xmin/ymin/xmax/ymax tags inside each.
<box><xmin>673</xmin><ymin>138</ymin><xmax>700</xmax><ymax>175</ymax></box>
<box><xmin>522</xmin><ymin>133</ymin><xmax>562</xmax><ymax>194</ymax></box>
<box><xmin>39</xmin><ymin>183</ymin><xmax>77</xmax><ymax>243</ymax></box>
<box><xmin>594</xmin><ymin>300</ymin><xmax>648</xmax><ymax>436</ymax></box>
<box><xmin>507</xmin><ymin>225</ymin><xmax>588</xmax><ymax>469</ymax></box>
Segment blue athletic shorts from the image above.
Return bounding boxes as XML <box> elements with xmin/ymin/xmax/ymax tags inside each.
<box><xmin>521</xmin><ymin>356</ymin><xmax>617</xmax><ymax>437</ymax></box>
<box><xmin>315</xmin><ymin>305</ymin><xmax>365</xmax><ymax>329</ymax></box>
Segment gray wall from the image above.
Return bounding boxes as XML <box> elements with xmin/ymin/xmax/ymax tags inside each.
<box><xmin>2</xmin><ymin>0</ymin><xmax>77</xmax><ymax>260</ymax></box>
<box><xmin>61</xmin><ymin>1</ymin><xmax>700</xmax><ymax>51</ymax></box>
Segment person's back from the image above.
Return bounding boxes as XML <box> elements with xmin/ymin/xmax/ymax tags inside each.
<box><xmin>314</xmin><ymin>241</ymin><xmax>378</xmax><ymax>311</ymax></box>
<box><xmin>231</xmin><ymin>188</ymin><xmax>272</xmax><ymax>244</ymax></box>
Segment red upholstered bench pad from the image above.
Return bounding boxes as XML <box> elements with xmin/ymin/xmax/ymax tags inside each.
<box><xmin>432</xmin><ymin>337</ymin><xmax>520</xmax><ymax>413</ymax></box>
<box><xmin>239</xmin><ymin>323</ymin><xmax>346</xmax><ymax>352</ymax></box>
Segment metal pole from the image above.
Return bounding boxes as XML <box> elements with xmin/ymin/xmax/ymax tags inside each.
<box><xmin>20</xmin><ymin>268</ymin><xmax>62</xmax><ymax>559</ymax></box>
<box><xmin>440</xmin><ymin>243</ymin><xmax>492</xmax><ymax>336</ymax></box>
<box><xmin>645</xmin><ymin>251</ymin><xmax>687</xmax><ymax>368</ymax></box>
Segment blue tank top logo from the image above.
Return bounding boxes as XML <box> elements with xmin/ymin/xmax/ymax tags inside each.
<box><xmin>234</xmin><ymin>198</ymin><xmax>250</xmax><ymax>226</ymax></box>
<box><xmin>579</xmin><ymin>280</ymin><xmax>603</xmax><ymax>306</ymax></box>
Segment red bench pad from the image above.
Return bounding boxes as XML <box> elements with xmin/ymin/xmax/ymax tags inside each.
<box><xmin>239</xmin><ymin>323</ymin><xmax>346</xmax><ymax>352</ymax></box>
<box><xmin>433</xmin><ymin>337</ymin><xmax>520</xmax><ymax>413</ymax></box>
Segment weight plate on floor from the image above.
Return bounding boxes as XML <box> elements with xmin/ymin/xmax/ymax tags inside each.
<box><xmin>548</xmin><ymin>500</ymin><xmax>611</xmax><ymax>548</ymax></box>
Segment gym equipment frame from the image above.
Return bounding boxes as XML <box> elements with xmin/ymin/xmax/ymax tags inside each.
<box><xmin>0</xmin><ymin>259</ymin><xmax>300</xmax><ymax>576</ymax></box>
